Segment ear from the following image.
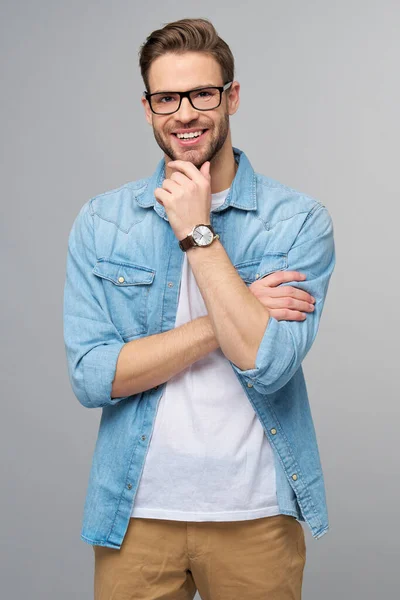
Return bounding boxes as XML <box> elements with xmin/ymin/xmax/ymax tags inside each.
<box><xmin>227</xmin><ymin>81</ymin><xmax>240</xmax><ymax>116</ymax></box>
<box><xmin>141</xmin><ymin>96</ymin><xmax>153</xmax><ymax>126</ymax></box>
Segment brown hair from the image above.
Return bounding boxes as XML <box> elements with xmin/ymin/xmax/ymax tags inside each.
<box><xmin>139</xmin><ymin>18</ymin><xmax>235</xmax><ymax>92</ymax></box>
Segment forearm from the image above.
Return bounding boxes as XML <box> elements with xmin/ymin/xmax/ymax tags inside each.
<box><xmin>111</xmin><ymin>315</ymin><xmax>219</xmax><ymax>398</ymax></box>
<box><xmin>186</xmin><ymin>238</ymin><xmax>270</xmax><ymax>370</ymax></box>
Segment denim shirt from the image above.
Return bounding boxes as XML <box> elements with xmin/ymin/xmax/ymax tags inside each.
<box><xmin>63</xmin><ymin>147</ymin><xmax>336</xmax><ymax>548</ymax></box>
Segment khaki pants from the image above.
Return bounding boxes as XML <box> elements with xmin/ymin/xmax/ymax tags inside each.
<box><xmin>93</xmin><ymin>514</ymin><xmax>306</xmax><ymax>599</ymax></box>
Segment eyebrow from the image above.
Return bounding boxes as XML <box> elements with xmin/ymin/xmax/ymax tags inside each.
<box><xmin>151</xmin><ymin>83</ymin><xmax>219</xmax><ymax>94</ymax></box>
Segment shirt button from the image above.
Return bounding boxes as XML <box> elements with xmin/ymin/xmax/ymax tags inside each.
<box><xmin>247</xmin><ymin>382</ymin><xmax>253</xmax><ymax>388</ymax></box>
<box><xmin>118</xmin><ymin>276</ymin><xmax>125</xmax><ymax>283</ymax></box>
<box><xmin>255</xmin><ymin>273</ymin><xmax>260</xmax><ymax>279</ymax></box>
<box><xmin>167</xmin><ymin>282</ymin><xmax>174</xmax><ymax>287</ymax></box>
<box><xmin>141</xmin><ymin>435</ymin><xmax>146</xmax><ymax>441</ymax></box>
<box><xmin>292</xmin><ymin>474</ymin><xmax>298</xmax><ymax>481</ymax></box>
<box><xmin>127</xmin><ymin>483</ymin><xmax>132</xmax><ymax>490</ymax></box>
<box><xmin>270</xmin><ymin>428</ymin><xmax>277</xmax><ymax>435</ymax></box>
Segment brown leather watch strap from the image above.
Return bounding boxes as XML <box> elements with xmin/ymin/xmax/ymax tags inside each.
<box><xmin>178</xmin><ymin>224</ymin><xmax>217</xmax><ymax>252</ymax></box>
<box><xmin>178</xmin><ymin>235</ymin><xmax>196</xmax><ymax>251</ymax></box>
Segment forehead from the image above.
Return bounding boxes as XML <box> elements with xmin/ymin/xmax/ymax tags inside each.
<box><xmin>148</xmin><ymin>52</ymin><xmax>223</xmax><ymax>93</ymax></box>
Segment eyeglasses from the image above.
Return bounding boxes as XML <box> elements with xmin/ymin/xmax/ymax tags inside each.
<box><xmin>144</xmin><ymin>81</ymin><xmax>233</xmax><ymax>115</ymax></box>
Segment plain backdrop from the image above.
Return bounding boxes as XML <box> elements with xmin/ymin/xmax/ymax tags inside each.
<box><xmin>1</xmin><ymin>1</ymin><xmax>399</xmax><ymax>598</ymax></box>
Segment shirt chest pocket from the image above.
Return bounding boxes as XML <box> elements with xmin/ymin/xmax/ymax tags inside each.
<box><xmin>234</xmin><ymin>252</ymin><xmax>288</xmax><ymax>285</ymax></box>
<box><xmin>92</xmin><ymin>258</ymin><xmax>156</xmax><ymax>340</ymax></box>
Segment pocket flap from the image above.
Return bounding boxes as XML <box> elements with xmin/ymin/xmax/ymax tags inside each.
<box><xmin>93</xmin><ymin>259</ymin><xmax>155</xmax><ymax>285</ymax></box>
<box><xmin>234</xmin><ymin>252</ymin><xmax>287</xmax><ymax>283</ymax></box>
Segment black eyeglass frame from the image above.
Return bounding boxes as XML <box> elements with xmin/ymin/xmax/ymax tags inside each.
<box><xmin>144</xmin><ymin>81</ymin><xmax>233</xmax><ymax>115</ymax></box>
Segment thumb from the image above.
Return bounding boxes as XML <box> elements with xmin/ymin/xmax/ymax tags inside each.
<box><xmin>200</xmin><ymin>160</ymin><xmax>211</xmax><ymax>180</ymax></box>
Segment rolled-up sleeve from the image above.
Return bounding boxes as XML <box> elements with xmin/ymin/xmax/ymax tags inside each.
<box><xmin>231</xmin><ymin>203</ymin><xmax>336</xmax><ymax>394</ymax></box>
<box><xmin>63</xmin><ymin>201</ymin><xmax>131</xmax><ymax>408</ymax></box>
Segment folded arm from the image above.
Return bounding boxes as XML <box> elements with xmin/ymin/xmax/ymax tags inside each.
<box><xmin>63</xmin><ymin>202</ymin><xmax>219</xmax><ymax>408</ymax></box>
<box><xmin>231</xmin><ymin>203</ymin><xmax>336</xmax><ymax>394</ymax></box>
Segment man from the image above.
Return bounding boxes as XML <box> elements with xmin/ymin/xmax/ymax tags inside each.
<box><xmin>63</xmin><ymin>17</ymin><xmax>335</xmax><ymax>600</ymax></box>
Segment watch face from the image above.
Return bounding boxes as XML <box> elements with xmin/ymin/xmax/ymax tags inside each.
<box><xmin>193</xmin><ymin>225</ymin><xmax>213</xmax><ymax>246</ymax></box>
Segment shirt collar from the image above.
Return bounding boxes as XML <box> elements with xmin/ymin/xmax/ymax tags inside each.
<box><xmin>135</xmin><ymin>146</ymin><xmax>257</xmax><ymax>221</ymax></box>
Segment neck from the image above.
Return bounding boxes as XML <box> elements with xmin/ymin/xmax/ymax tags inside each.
<box><xmin>208</xmin><ymin>141</ymin><xmax>238</xmax><ymax>194</ymax></box>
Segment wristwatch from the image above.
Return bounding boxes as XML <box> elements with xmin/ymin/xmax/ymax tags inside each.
<box><xmin>178</xmin><ymin>223</ymin><xmax>220</xmax><ymax>252</ymax></box>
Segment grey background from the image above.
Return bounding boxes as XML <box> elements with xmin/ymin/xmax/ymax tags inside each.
<box><xmin>1</xmin><ymin>0</ymin><xmax>398</xmax><ymax>598</ymax></box>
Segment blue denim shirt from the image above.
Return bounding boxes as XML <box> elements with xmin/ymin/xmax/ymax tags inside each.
<box><xmin>63</xmin><ymin>147</ymin><xmax>336</xmax><ymax>548</ymax></box>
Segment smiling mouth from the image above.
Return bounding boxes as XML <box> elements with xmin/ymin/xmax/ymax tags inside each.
<box><xmin>171</xmin><ymin>129</ymin><xmax>208</xmax><ymax>145</ymax></box>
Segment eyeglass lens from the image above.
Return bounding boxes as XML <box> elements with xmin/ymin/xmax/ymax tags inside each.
<box><xmin>150</xmin><ymin>88</ymin><xmax>221</xmax><ymax>114</ymax></box>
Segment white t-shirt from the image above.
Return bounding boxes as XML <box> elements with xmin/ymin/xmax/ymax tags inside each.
<box><xmin>131</xmin><ymin>187</ymin><xmax>280</xmax><ymax>521</ymax></box>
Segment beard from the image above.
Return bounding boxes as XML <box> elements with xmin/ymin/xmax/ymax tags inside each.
<box><xmin>152</xmin><ymin>113</ymin><xmax>230</xmax><ymax>169</ymax></box>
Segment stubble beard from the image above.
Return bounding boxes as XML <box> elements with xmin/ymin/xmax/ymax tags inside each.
<box><xmin>152</xmin><ymin>113</ymin><xmax>230</xmax><ymax>169</ymax></box>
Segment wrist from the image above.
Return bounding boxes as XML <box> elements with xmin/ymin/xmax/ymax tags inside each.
<box><xmin>186</xmin><ymin>236</ymin><xmax>223</xmax><ymax>261</ymax></box>
<box><xmin>177</xmin><ymin>218</ymin><xmax>211</xmax><ymax>240</ymax></box>
<box><xmin>178</xmin><ymin>221</ymin><xmax>216</xmax><ymax>252</ymax></box>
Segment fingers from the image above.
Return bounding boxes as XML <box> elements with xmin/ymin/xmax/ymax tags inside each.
<box><xmin>265</xmin><ymin>271</ymin><xmax>306</xmax><ymax>286</ymax></box>
<box><xmin>252</xmin><ymin>280</ymin><xmax>315</xmax><ymax>304</ymax></box>
<box><xmin>263</xmin><ymin>285</ymin><xmax>315</xmax><ymax>304</ymax></box>
<box><xmin>248</xmin><ymin>270</ymin><xmax>316</xmax><ymax>321</ymax></box>
<box><xmin>154</xmin><ymin>179</ymin><xmax>181</xmax><ymax>206</ymax></box>
<box><xmin>167</xmin><ymin>160</ymin><xmax>207</xmax><ymax>185</ymax></box>
<box><xmin>154</xmin><ymin>187</ymin><xmax>170</xmax><ymax>206</ymax></box>
<box><xmin>170</xmin><ymin>171</ymin><xmax>188</xmax><ymax>185</ymax></box>
<box><xmin>161</xmin><ymin>178</ymin><xmax>181</xmax><ymax>194</ymax></box>
<box><xmin>258</xmin><ymin>271</ymin><xmax>315</xmax><ymax>303</ymax></box>
<box><xmin>258</xmin><ymin>294</ymin><xmax>315</xmax><ymax>313</ymax></box>
<box><xmin>255</xmin><ymin>292</ymin><xmax>315</xmax><ymax>317</ymax></box>
<box><xmin>267</xmin><ymin>308</ymin><xmax>308</xmax><ymax>321</ymax></box>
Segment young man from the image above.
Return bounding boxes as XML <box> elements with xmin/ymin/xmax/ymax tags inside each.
<box><xmin>63</xmin><ymin>17</ymin><xmax>336</xmax><ymax>600</ymax></box>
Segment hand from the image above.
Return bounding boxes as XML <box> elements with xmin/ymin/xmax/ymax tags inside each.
<box><xmin>154</xmin><ymin>160</ymin><xmax>212</xmax><ymax>241</ymax></box>
<box><xmin>248</xmin><ymin>271</ymin><xmax>316</xmax><ymax>321</ymax></box>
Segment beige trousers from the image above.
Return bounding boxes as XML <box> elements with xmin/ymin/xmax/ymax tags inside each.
<box><xmin>93</xmin><ymin>514</ymin><xmax>306</xmax><ymax>599</ymax></box>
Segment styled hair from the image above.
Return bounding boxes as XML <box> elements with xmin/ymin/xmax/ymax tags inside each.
<box><xmin>139</xmin><ymin>18</ymin><xmax>235</xmax><ymax>92</ymax></box>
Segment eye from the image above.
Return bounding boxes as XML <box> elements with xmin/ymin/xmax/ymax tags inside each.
<box><xmin>160</xmin><ymin>96</ymin><xmax>174</xmax><ymax>103</ymax></box>
<box><xmin>195</xmin><ymin>90</ymin><xmax>212</xmax><ymax>98</ymax></box>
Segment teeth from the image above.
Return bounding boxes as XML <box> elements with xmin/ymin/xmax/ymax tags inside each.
<box><xmin>176</xmin><ymin>130</ymin><xmax>204</xmax><ymax>139</ymax></box>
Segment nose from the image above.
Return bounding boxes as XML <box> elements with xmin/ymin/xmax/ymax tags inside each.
<box><xmin>176</xmin><ymin>96</ymin><xmax>198</xmax><ymax>123</ymax></box>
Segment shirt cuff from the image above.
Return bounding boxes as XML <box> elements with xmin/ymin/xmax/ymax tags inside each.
<box><xmin>230</xmin><ymin>316</ymin><xmax>297</xmax><ymax>394</ymax></box>
<box><xmin>82</xmin><ymin>342</ymin><xmax>132</xmax><ymax>407</ymax></box>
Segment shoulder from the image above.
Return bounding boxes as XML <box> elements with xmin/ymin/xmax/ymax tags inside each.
<box><xmin>254</xmin><ymin>171</ymin><xmax>332</xmax><ymax>232</ymax></box>
<box><xmin>255</xmin><ymin>172</ymin><xmax>326</xmax><ymax>213</ymax></box>
<box><xmin>69</xmin><ymin>177</ymin><xmax>151</xmax><ymax>233</ymax></box>
<box><xmin>89</xmin><ymin>177</ymin><xmax>148</xmax><ymax>216</ymax></box>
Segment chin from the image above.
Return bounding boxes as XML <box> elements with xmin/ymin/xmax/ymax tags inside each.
<box><xmin>177</xmin><ymin>149</ymin><xmax>210</xmax><ymax>168</ymax></box>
